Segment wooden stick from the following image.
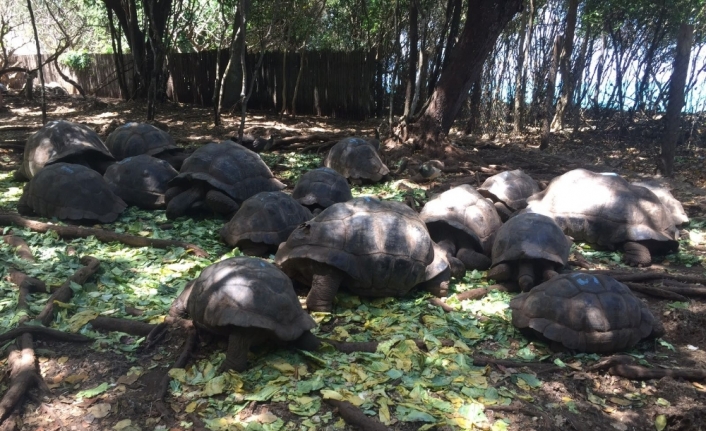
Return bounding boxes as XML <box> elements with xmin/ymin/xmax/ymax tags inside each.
<box><xmin>323</xmin><ymin>399</ymin><xmax>389</xmax><ymax>431</ymax></box>
<box><xmin>87</xmin><ymin>316</ymin><xmax>156</xmax><ymax>337</ymax></box>
<box><xmin>0</xmin><ymin>213</ymin><xmax>209</xmax><ymax>257</ymax></box>
<box><xmin>37</xmin><ymin>256</ymin><xmax>100</xmax><ymax>326</ymax></box>
<box><xmin>588</xmin><ymin>355</ymin><xmax>706</xmax><ymax>380</ymax></box>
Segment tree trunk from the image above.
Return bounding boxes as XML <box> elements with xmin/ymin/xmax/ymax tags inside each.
<box><xmin>403</xmin><ymin>0</ymin><xmax>419</xmax><ymax>119</ymax></box>
<box><xmin>388</xmin><ymin>0</ymin><xmax>401</xmax><ymax>124</ymax></box>
<box><xmin>634</xmin><ymin>7</ymin><xmax>666</xmax><ymax>113</ymax></box>
<box><xmin>513</xmin><ymin>0</ymin><xmax>529</xmax><ymax>134</ymax></box>
<box><xmin>26</xmin><ymin>0</ymin><xmax>46</xmax><ymax>125</ymax></box>
<box><xmin>280</xmin><ymin>49</ymin><xmax>288</xmax><ymax>115</ymax></box>
<box><xmin>593</xmin><ymin>32</ymin><xmax>607</xmax><ymax>112</ymax></box>
<box><xmin>107</xmin><ymin>8</ymin><xmax>129</xmax><ymax>99</ymax></box>
<box><xmin>540</xmin><ymin>35</ymin><xmax>561</xmax><ymax>150</ymax></box>
<box><xmin>238</xmin><ymin>0</ymin><xmax>250</xmax><ymax>138</ymax></box>
<box><xmin>551</xmin><ymin>0</ymin><xmax>578</xmax><ymax>130</ymax></box>
<box><xmin>291</xmin><ymin>48</ymin><xmax>306</xmax><ymax>117</ymax></box>
<box><xmin>660</xmin><ymin>24</ymin><xmax>693</xmax><ymax>177</ymax></box>
<box><xmin>464</xmin><ymin>74</ymin><xmax>482</xmax><ymax>134</ymax></box>
<box><xmin>411</xmin><ymin>0</ymin><xmax>522</xmax><ymax>147</ymax></box>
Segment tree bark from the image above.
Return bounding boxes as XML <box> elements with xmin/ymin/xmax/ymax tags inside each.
<box><xmin>237</xmin><ymin>0</ymin><xmax>249</xmax><ymax>137</ymax></box>
<box><xmin>107</xmin><ymin>8</ymin><xmax>129</xmax><ymax>99</ymax></box>
<box><xmin>660</xmin><ymin>24</ymin><xmax>693</xmax><ymax>176</ymax></box>
<box><xmin>403</xmin><ymin>0</ymin><xmax>419</xmax><ymax>120</ymax></box>
<box><xmin>540</xmin><ymin>35</ymin><xmax>561</xmax><ymax>150</ymax></box>
<box><xmin>634</xmin><ymin>6</ymin><xmax>666</xmax><ymax>113</ymax></box>
<box><xmin>513</xmin><ymin>0</ymin><xmax>529</xmax><ymax>134</ymax></box>
<box><xmin>593</xmin><ymin>32</ymin><xmax>607</xmax><ymax>112</ymax></box>
<box><xmin>551</xmin><ymin>0</ymin><xmax>579</xmax><ymax>131</ymax></box>
<box><xmin>26</xmin><ymin>0</ymin><xmax>46</xmax><ymax>125</ymax></box>
<box><xmin>464</xmin><ymin>74</ymin><xmax>483</xmax><ymax>134</ymax></box>
<box><xmin>411</xmin><ymin>0</ymin><xmax>522</xmax><ymax>146</ymax></box>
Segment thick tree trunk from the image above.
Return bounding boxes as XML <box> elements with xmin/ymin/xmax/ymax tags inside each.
<box><xmin>237</xmin><ymin>0</ymin><xmax>250</xmax><ymax>137</ymax></box>
<box><xmin>660</xmin><ymin>24</ymin><xmax>693</xmax><ymax>177</ymax></box>
<box><xmin>411</xmin><ymin>0</ymin><xmax>522</xmax><ymax>146</ymax></box>
<box><xmin>26</xmin><ymin>0</ymin><xmax>46</xmax><ymax>125</ymax></box>
<box><xmin>291</xmin><ymin>49</ymin><xmax>306</xmax><ymax>117</ymax></box>
<box><xmin>593</xmin><ymin>33</ymin><xmax>607</xmax><ymax>112</ymax></box>
<box><xmin>464</xmin><ymin>75</ymin><xmax>483</xmax><ymax>134</ymax></box>
<box><xmin>107</xmin><ymin>8</ymin><xmax>129</xmax><ymax>100</ymax></box>
<box><xmin>403</xmin><ymin>0</ymin><xmax>419</xmax><ymax>119</ymax></box>
<box><xmin>540</xmin><ymin>35</ymin><xmax>561</xmax><ymax>150</ymax></box>
<box><xmin>551</xmin><ymin>0</ymin><xmax>578</xmax><ymax>130</ymax></box>
<box><xmin>634</xmin><ymin>8</ymin><xmax>666</xmax><ymax>113</ymax></box>
<box><xmin>513</xmin><ymin>1</ymin><xmax>529</xmax><ymax>134</ymax></box>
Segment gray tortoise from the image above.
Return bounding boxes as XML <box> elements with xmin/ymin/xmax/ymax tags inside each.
<box><xmin>220</xmin><ymin>191</ymin><xmax>313</xmax><ymax>256</ymax></box>
<box><xmin>165</xmin><ymin>141</ymin><xmax>285</xmax><ymax>219</ymax></box>
<box><xmin>105</xmin><ymin>122</ymin><xmax>187</xmax><ymax>170</ymax></box>
<box><xmin>292</xmin><ymin>167</ymin><xmax>353</xmax><ymax>214</ymax></box>
<box><xmin>103</xmin><ymin>155</ymin><xmax>178</xmax><ymax>209</ymax></box>
<box><xmin>323</xmin><ymin>137</ymin><xmax>389</xmax><ymax>184</ymax></box>
<box><xmin>18</xmin><ymin>163</ymin><xmax>126</xmax><ymax>223</ymax></box>
<box><xmin>487</xmin><ymin>212</ymin><xmax>570</xmax><ymax>291</ymax></box>
<box><xmin>631</xmin><ymin>179</ymin><xmax>689</xmax><ymax>226</ymax></box>
<box><xmin>275</xmin><ymin>197</ymin><xmax>438</xmax><ymax>312</ymax></box>
<box><xmin>526</xmin><ymin>169</ymin><xmax>679</xmax><ymax>266</ymax></box>
<box><xmin>478</xmin><ymin>169</ymin><xmax>540</xmax><ymax>221</ymax></box>
<box><xmin>172</xmin><ymin>257</ymin><xmax>319</xmax><ymax>372</ymax></box>
<box><xmin>510</xmin><ymin>273</ymin><xmax>661</xmax><ymax>353</ymax></box>
<box><xmin>17</xmin><ymin>120</ymin><xmax>114</xmax><ymax>180</ymax></box>
<box><xmin>420</xmin><ymin>185</ymin><xmax>502</xmax><ymax>271</ymax></box>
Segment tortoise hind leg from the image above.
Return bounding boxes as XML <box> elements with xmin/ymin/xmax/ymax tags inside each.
<box><xmin>456</xmin><ymin>247</ymin><xmax>491</xmax><ymax>270</ymax></box>
<box><xmin>517</xmin><ymin>260</ymin><xmax>535</xmax><ymax>292</ymax></box>
<box><xmin>166</xmin><ymin>185</ymin><xmax>206</xmax><ymax>219</ymax></box>
<box><xmin>205</xmin><ymin>190</ymin><xmax>240</xmax><ymax>217</ymax></box>
<box><xmin>293</xmin><ymin>330</ymin><xmax>321</xmax><ymax>351</ymax></box>
<box><xmin>622</xmin><ymin>241</ymin><xmax>651</xmax><ymax>267</ymax></box>
<box><xmin>221</xmin><ymin>330</ymin><xmax>253</xmax><ymax>373</ymax></box>
<box><xmin>487</xmin><ymin>262</ymin><xmax>512</xmax><ymax>282</ymax></box>
<box><xmin>306</xmin><ymin>265</ymin><xmax>344</xmax><ymax>312</ymax></box>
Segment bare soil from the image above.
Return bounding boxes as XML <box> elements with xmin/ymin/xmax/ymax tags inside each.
<box><xmin>1</xmin><ymin>93</ymin><xmax>705</xmax><ymax>431</ymax></box>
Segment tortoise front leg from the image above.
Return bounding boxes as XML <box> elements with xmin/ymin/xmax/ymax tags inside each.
<box><xmin>306</xmin><ymin>266</ymin><xmax>344</xmax><ymax>313</ymax></box>
<box><xmin>622</xmin><ymin>241</ymin><xmax>652</xmax><ymax>267</ymax></box>
<box><xmin>205</xmin><ymin>190</ymin><xmax>240</xmax><ymax>217</ymax></box>
<box><xmin>166</xmin><ymin>185</ymin><xmax>207</xmax><ymax>219</ymax></box>
<box><xmin>293</xmin><ymin>330</ymin><xmax>322</xmax><ymax>351</ymax></box>
<box><xmin>487</xmin><ymin>262</ymin><xmax>512</xmax><ymax>282</ymax></box>
<box><xmin>456</xmin><ymin>247</ymin><xmax>491</xmax><ymax>270</ymax></box>
<box><xmin>517</xmin><ymin>260</ymin><xmax>535</xmax><ymax>292</ymax></box>
<box><xmin>221</xmin><ymin>330</ymin><xmax>253</xmax><ymax>373</ymax></box>
<box><xmin>539</xmin><ymin>260</ymin><xmax>559</xmax><ymax>282</ymax></box>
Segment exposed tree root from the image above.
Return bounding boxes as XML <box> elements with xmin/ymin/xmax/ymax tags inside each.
<box><xmin>569</xmin><ymin>250</ymin><xmax>592</xmax><ymax>269</ymax></box>
<box><xmin>624</xmin><ymin>282</ymin><xmax>689</xmax><ymax>301</ymax></box>
<box><xmin>0</xmin><ymin>335</ymin><xmax>48</xmax><ymax>423</ymax></box>
<box><xmin>428</xmin><ymin>298</ymin><xmax>455</xmax><ymax>312</ymax></box>
<box><xmin>323</xmin><ymin>399</ymin><xmax>389</xmax><ymax>431</ymax></box>
<box><xmin>324</xmin><ymin>338</ymin><xmax>453</xmax><ymax>354</ymax></box>
<box><xmin>472</xmin><ymin>356</ymin><xmax>561</xmax><ymax>373</ymax></box>
<box><xmin>156</xmin><ymin>327</ymin><xmax>198</xmax><ymax>401</ymax></box>
<box><xmin>487</xmin><ymin>401</ymin><xmax>557</xmax><ymax>431</ymax></box>
<box><xmin>587</xmin><ymin>270</ymin><xmax>706</xmax><ymax>285</ymax></box>
<box><xmin>87</xmin><ymin>316</ymin><xmax>157</xmax><ymax>337</ymax></box>
<box><xmin>0</xmin><ymin>213</ymin><xmax>209</xmax><ymax>258</ymax></box>
<box><xmin>588</xmin><ymin>355</ymin><xmax>706</xmax><ymax>380</ymax></box>
<box><xmin>2</xmin><ymin>234</ymin><xmax>34</xmax><ymax>261</ymax></box>
<box><xmin>37</xmin><ymin>256</ymin><xmax>100</xmax><ymax>326</ymax></box>
<box><xmin>456</xmin><ymin>284</ymin><xmax>511</xmax><ymax>301</ymax></box>
<box><xmin>0</xmin><ymin>326</ymin><xmax>92</xmax><ymax>344</ymax></box>
<box><xmin>267</xmin><ymin>132</ymin><xmax>350</xmax><ymax>150</ymax></box>
<box><xmin>8</xmin><ymin>270</ymin><xmax>46</xmax><ymax>311</ymax></box>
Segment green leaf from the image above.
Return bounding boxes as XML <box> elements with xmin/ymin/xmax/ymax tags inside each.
<box><xmin>514</xmin><ymin>373</ymin><xmax>542</xmax><ymax>388</ymax></box>
<box><xmin>75</xmin><ymin>382</ymin><xmax>109</xmax><ymax>399</ymax></box>
<box><xmin>395</xmin><ymin>405</ymin><xmax>436</xmax><ymax>423</ymax></box>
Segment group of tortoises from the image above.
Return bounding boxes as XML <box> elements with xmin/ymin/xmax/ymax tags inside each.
<box><xmin>13</xmin><ymin>119</ymin><xmax>686</xmax><ymax>371</ymax></box>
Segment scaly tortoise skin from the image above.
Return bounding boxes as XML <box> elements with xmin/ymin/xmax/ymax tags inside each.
<box><xmin>510</xmin><ymin>272</ymin><xmax>660</xmax><ymax>353</ymax></box>
<box><xmin>220</xmin><ymin>191</ymin><xmax>313</xmax><ymax>256</ymax></box>
<box><xmin>323</xmin><ymin>137</ymin><xmax>389</xmax><ymax>183</ymax></box>
<box><xmin>275</xmin><ymin>197</ymin><xmax>437</xmax><ymax>312</ymax></box>
<box><xmin>292</xmin><ymin>167</ymin><xmax>352</xmax><ymax>213</ymax></box>
<box><xmin>419</xmin><ymin>185</ymin><xmax>502</xmax><ymax>271</ymax></box>
<box><xmin>177</xmin><ymin>257</ymin><xmax>319</xmax><ymax>372</ymax></box>
<box><xmin>488</xmin><ymin>212</ymin><xmax>570</xmax><ymax>291</ymax></box>
<box><xmin>17</xmin><ymin>120</ymin><xmax>114</xmax><ymax>180</ymax></box>
<box><xmin>165</xmin><ymin>141</ymin><xmax>285</xmax><ymax>219</ymax></box>
<box><xmin>526</xmin><ymin>169</ymin><xmax>679</xmax><ymax>267</ymax></box>
<box><xmin>18</xmin><ymin>163</ymin><xmax>126</xmax><ymax>223</ymax></box>
<box><xmin>105</xmin><ymin>122</ymin><xmax>186</xmax><ymax>170</ymax></box>
<box><xmin>478</xmin><ymin>169</ymin><xmax>540</xmax><ymax>221</ymax></box>
<box><xmin>103</xmin><ymin>155</ymin><xmax>178</xmax><ymax>209</ymax></box>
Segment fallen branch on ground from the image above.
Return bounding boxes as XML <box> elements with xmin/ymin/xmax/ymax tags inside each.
<box><xmin>588</xmin><ymin>355</ymin><xmax>706</xmax><ymax>380</ymax></box>
<box><xmin>324</xmin><ymin>338</ymin><xmax>453</xmax><ymax>354</ymax></box>
<box><xmin>3</xmin><ymin>235</ymin><xmax>34</xmax><ymax>261</ymax></box>
<box><xmin>0</xmin><ymin>334</ymin><xmax>49</xmax><ymax>423</ymax></box>
<box><xmin>623</xmin><ymin>282</ymin><xmax>689</xmax><ymax>302</ymax></box>
<box><xmin>456</xmin><ymin>284</ymin><xmax>511</xmax><ymax>301</ymax></box>
<box><xmin>0</xmin><ymin>213</ymin><xmax>208</xmax><ymax>257</ymax></box>
<box><xmin>8</xmin><ymin>270</ymin><xmax>46</xmax><ymax>310</ymax></box>
<box><xmin>472</xmin><ymin>356</ymin><xmax>561</xmax><ymax>373</ymax></box>
<box><xmin>268</xmin><ymin>133</ymin><xmax>350</xmax><ymax>150</ymax></box>
<box><xmin>0</xmin><ymin>326</ymin><xmax>92</xmax><ymax>344</ymax></box>
<box><xmin>587</xmin><ymin>270</ymin><xmax>706</xmax><ymax>285</ymax></box>
<box><xmin>323</xmin><ymin>399</ymin><xmax>389</xmax><ymax>431</ymax></box>
<box><xmin>487</xmin><ymin>402</ymin><xmax>557</xmax><ymax>431</ymax></box>
<box><xmin>87</xmin><ymin>316</ymin><xmax>156</xmax><ymax>337</ymax></box>
<box><xmin>37</xmin><ymin>256</ymin><xmax>100</xmax><ymax>326</ymax></box>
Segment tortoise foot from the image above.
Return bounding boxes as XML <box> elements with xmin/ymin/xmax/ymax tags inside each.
<box><xmin>206</xmin><ymin>190</ymin><xmax>240</xmax><ymax>216</ymax></box>
<box><xmin>456</xmin><ymin>248</ymin><xmax>491</xmax><ymax>271</ymax></box>
<box><xmin>294</xmin><ymin>330</ymin><xmax>321</xmax><ymax>351</ymax></box>
<box><xmin>622</xmin><ymin>241</ymin><xmax>652</xmax><ymax>267</ymax></box>
<box><xmin>166</xmin><ymin>186</ymin><xmax>205</xmax><ymax>219</ymax></box>
<box><xmin>306</xmin><ymin>266</ymin><xmax>344</xmax><ymax>313</ymax></box>
<box><xmin>487</xmin><ymin>263</ymin><xmax>512</xmax><ymax>282</ymax></box>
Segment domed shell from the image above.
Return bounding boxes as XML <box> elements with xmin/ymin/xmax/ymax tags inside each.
<box><xmin>292</xmin><ymin>167</ymin><xmax>353</xmax><ymax>209</ymax></box>
<box><xmin>186</xmin><ymin>257</ymin><xmax>316</xmax><ymax>342</ymax></box>
<box><xmin>20</xmin><ymin>120</ymin><xmax>114</xmax><ymax>180</ymax></box>
<box><xmin>104</xmin><ymin>155</ymin><xmax>178</xmax><ymax>209</ymax></box>
<box><xmin>105</xmin><ymin>122</ymin><xmax>178</xmax><ymax>160</ymax></box>
<box><xmin>491</xmin><ymin>212</ymin><xmax>570</xmax><ymax>269</ymax></box>
<box><xmin>323</xmin><ymin>137</ymin><xmax>389</xmax><ymax>182</ymax></box>
<box><xmin>478</xmin><ymin>169</ymin><xmax>540</xmax><ymax>210</ymax></box>
<box><xmin>170</xmin><ymin>141</ymin><xmax>285</xmax><ymax>202</ymax></box>
<box><xmin>526</xmin><ymin>169</ymin><xmax>679</xmax><ymax>248</ymax></box>
<box><xmin>420</xmin><ymin>185</ymin><xmax>502</xmax><ymax>255</ymax></box>
<box><xmin>510</xmin><ymin>272</ymin><xmax>657</xmax><ymax>352</ymax></box>
<box><xmin>18</xmin><ymin>163</ymin><xmax>126</xmax><ymax>223</ymax></box>
<box><xmin>275</xmin><ymin>197</ymin><xmax>433</xmax><ymax>297</ymax></box>
<box><xmin>631</xmin><ymin>179</ymin><xmax>689</xmax><ymax>226</ymax></box>
<box><xmin>220</xmin><ymin>191</ymin><xmax>313</xmax><ymax>249</ymax></box>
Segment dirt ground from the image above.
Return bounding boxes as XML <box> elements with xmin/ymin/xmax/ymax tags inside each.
<box><xmin>1</xmin><ymin>92</ymin><xmax>706</xmax><ymax>431</ymax></box>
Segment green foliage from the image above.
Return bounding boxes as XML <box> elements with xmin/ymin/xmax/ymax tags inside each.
<box><xmin>60</xmin><ymin>51</ymin><xmax>93</xmax><ymax>70</ymax></box>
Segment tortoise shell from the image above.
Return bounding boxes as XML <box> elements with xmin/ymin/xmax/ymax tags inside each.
<box><xmin>220</xmin><ymin>191</ymin><xmax>313</xmax><ymax>250</ymax></box>
<box><xmin>323</xmin><ymin>137</ymin><xmax>389</xmax><ymax>182</ymax></box>
<box><xmin>478</xmin><ymin>169</ymin><xmax>540</xmax><ymax>211</ymax></box>
<box><xmin>186</xmin><ymin>257</ymin><xmax>316</xmax><ymax>342</ymax></box>
<box><xmin>18</xmin><ymin>163</ymin><xmax>126</xmax><ymax>223</ymax></box>
<box><xmin>631</xmin><ymin>179</ymin><xmax>689</xmax><ymax>226</ymax></box>
<box><xmin>525</xmin><ymin>169</ymin><xmax>679</xmax><ymax>248</ymax></box>
<box><xmin>103</xmin><ymin>155</ymin><xmax>178</xmax><ymax>209</ymax></box>
<box><xmin>491</xmin><ymin>212</ymin><xmax>570</xmax><ymax>269</ymax></box>
<box><xmin>275</xmin><ymin>197</ymin><xmax>433</xmax><ymax>297</ymax></box>
<box><xmin>420</xmin><ymin>185</ymin><xmax>502</xmax><ymax>255</ymax></box>
<box><xmin>105</xmin><ymin>122</ymin><xmax>179</xmax><ymax>161</ymax></box>
<box><xmin>292</xmin><ymin>167</ymin><xmax>353</xmax><ymax>210</ymax></box>
<box><xmin>169</xmin><ymin>141</ymin><xmax>285</xmax><ymax>203</ymax></box>
<box><xmin>19</xmin><ymin>120</ymin><xmax>114</xmax><ymax>180</ymax></box>
<box><xmin>510</xmin><ymin>272</ymin><xmax>658</xmax><ymax>352</ymax></box>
